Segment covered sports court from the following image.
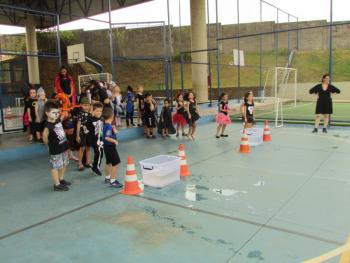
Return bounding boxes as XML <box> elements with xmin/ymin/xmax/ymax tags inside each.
<box><xmin>1</xmin><ymin>122</ymin><xmax>350</xmax><ymax>262</ymax></box>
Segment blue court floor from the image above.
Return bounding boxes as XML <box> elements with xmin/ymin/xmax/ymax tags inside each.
<box><xmin>1</xmin><ymin>122</ymin><xmax>350</xmax><ymax>263</ymax></box>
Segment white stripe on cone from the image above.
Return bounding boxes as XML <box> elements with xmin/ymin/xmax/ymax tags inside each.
<box><xmin>127</xmin><ymin>164</ymin><xmax>135</xmax><ymax>171</ymax></box>
<box><xmin>125</xmin><ymin>174</ymin><xmax>137</xmax><ymax>182</ymax></box>
<box><xmin>241</xmin><ymin>141</ymin><xmax>249</xmax><ymax>145</ymax></box>
<box><xmin>178</xmin><ymin>150</ymin><xmax>185</xmax><ymax>157</ymax></box>
<box><xmin>180</xmin><ymin>159</ymin><xmax>187</xmax><ymax>165</ymax></box>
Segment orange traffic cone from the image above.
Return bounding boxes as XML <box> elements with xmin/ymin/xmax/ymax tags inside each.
<box><xmin>178</xmin><ymin>144</ymin><xmax>191</xmax><ymax>177</ymax></box>
<box><xmin>240</xmin><ymin>129</ymin><xmax>251</xmax><ymax>153</ymax></box>
<box><xmin>263</xmin><ymin>120</ymin><xmax>272</xmax><ymax>142</ymax></box>
<box><xmin>120</xmin><ymin>156</ymin><xmax>143</xmax><ymax>195</ymax></box>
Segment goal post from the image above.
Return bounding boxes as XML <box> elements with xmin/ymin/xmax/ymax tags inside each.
<box><xmin>262</xmin><ymin>67</ymin><xmax>298</xmax><ymax>128</ymax></box>
<box><xmin>77</xmin><ymin>73</ymin><xmax>113</xmax><ymax>94</ymax></box>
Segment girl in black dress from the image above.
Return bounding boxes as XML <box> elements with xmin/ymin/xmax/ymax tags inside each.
<box><xmin>309</xmin><ymin>74</ymin><xmax>340</xmax><ymax>133</ymax></box>
<box><xmin>240</xmin><ymin>91</ymin><xmax>255</xmax><ymax>129</ymax></box>
<box><xmin>159</xmin><ymin>99</ymin><xmax>174</xmax><ymax>138</ymax></box>
<box><xmin>185</xmin><ymin>92</ymin><xmax>200</xmax><ymax>140</ymax></box>
<box><xmin>172</xmin><ymin>93</ymin><xmax>188</xmax><ymax>137</ymax></box>
<box><xmin>144</xmin><ymin>93</ymin><xmax>157</xmax><ymax>139</ymax></box>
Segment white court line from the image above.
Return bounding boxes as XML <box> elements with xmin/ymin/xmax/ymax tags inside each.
<box><xmin>277</xmin><ymin>130</ymin><xmax>350</xmax><ymax>143</ymax></box>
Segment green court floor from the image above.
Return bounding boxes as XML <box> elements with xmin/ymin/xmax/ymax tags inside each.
<box><xmin>1</xmin><ymin>123</ymin><xmax>350</xmax><ymax>263</ymax></box>
<box><xmin>233</xmin><ymin>102</ymin><xmax>350</xmax><ymax>125</ymax></box>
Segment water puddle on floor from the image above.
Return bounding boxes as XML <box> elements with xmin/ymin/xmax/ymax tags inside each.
<box><xmin>212</xmin><ymin>189</ymin><xmax>247</xmax><ymax>196</ymax></box>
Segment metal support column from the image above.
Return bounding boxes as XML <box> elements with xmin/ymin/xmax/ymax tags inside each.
<box><xmin>259</xmin><ymin>0</ymin><xmax>263</xmax><ymax>93</ymax></box>
<box><xmin>166</xmin><ymin>0</ymin><xmax>173</xmax><ymax>101</ymax></box>
<box><xmin>108</xmin><ymin>0</ymin><xmax>115</xmax><ymax>80</ymax></box>
<box><xmin>237</xmin><ymin>0</ymin><xmax>241</xmax><ymax>101</ymax></box>
<box><xmin>215</xmin><ymin>0</ymin><xmax>221</xmax><ymax>98</ymax></box>
<box><xmin>275</xmin><ymin>8</ymin><xmax>279</xmax><ymax>67</ymax></box>
<box><xmin>56</xmin><ymin>15</ymin><xmax>62</xmax><ymax>67</ymax></box>
<box><xmin>207</xmin><ymin>0</ymin><xmax>212</xmax><ymax>106</ymax></box>
<box><xmin>180</xmin><ymin>53</ymin><xmax>184</xmax><ymax>95</ymax></box>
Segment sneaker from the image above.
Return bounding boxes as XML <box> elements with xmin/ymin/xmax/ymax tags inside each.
<box><xmin>92</xmin><ymin>167</ymin><xmax>102</xmax><ymax>176</ymax></box>
<box><xmin>221</xmin><ymin>134</ymin><xmax>229</xmax><ymax>137</ymax></box>
<box><xmin>105</xmin><ymin>178</ymin><xmax>111</xmax><ymax>184</ymax></box>
<box><xmin>110</xmin><ymin>180</ymin><xmax>123</xmax><ymax>188</ymax></box>
<box><xmin>176</xmin><ymin>133</ymin><xmax>179</xmax><ymax>137</ymax></box>
<box><xmin>166</xmin><ymin>134</ymin><xmax>171</xmax><ymax>137</ymax></box>
<box><xmin>216</xmin><ymin>135</ymin><xmax>220</xmax><ymax>139</ymax></box>
<box><xmin>151</xmin><ymin>135</ymin><xmax>157</xmax><ymax>139</ymax></box>
<box><xmin>323</xmin><ymin>128</ymin><xmax>328</xmax><ymax>133</ymax></box>
<box><xmin>53</xmin><ymin>184</ymin><xmax>69</xmax><ymax>191</ymax></box>
<box><xmin>312</xmin><ymin>128</ymin><xmax>318</xmax><ymax>133</ymax></box>
<box><xmin>59</xmin><ymin>179</ymin><xmax>71</xmax><ymax>186</ymax></box>
<box><xmin>78</xmin><ymin>165</ymin><xmax>84</xmax><ymax>171</ymax></box>
<box><xmin>37</xmin><ymin>139</ymin><xmax>44</xmax><ymax>144</ymax></box>
<box><xmin>84</xmin><ymin>163</ymin><xmax>92</xmax><ymax>168</ymax></box>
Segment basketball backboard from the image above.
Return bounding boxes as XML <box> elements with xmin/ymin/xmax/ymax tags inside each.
<box><xmin>67</xmin><ymin>43</ymin><xmax>85</xmax><ymax>64</ymax></box>
<box><xmin>233</xmin><ymin>49</ymin><xmax>245</xmax><ymax>66</ymax></box>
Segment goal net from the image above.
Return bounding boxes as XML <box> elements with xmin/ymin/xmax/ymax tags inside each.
<box><xmin>262</xmin><ymin>67</ymin><xmax>298</xmax><ymax>127</ymax></box>
<box><xmin>78</xmin><ymin>73</ymin><xmax>113</xmax><ymax>93</ymax></box>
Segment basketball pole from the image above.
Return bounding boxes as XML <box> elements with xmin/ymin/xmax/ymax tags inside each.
<box><xmin>329</xmin><ymin>0</ymin><xmax>333</xmax><ymax>127</ymax></box>
<box><xmin>108</xmin><ymin>0</ymin><xmax>115</xmax><ymax>80</ymax></box>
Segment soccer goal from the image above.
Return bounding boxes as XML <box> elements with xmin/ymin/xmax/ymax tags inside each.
<box><xmin>262</xmin><ymin>67</ymin><xmax>298</xmax><ymax>128</ymax></box>
<box><xmin>78</xmin><ymin>73</ymin><xmax>113</xmax><ymax>93</ymax></box>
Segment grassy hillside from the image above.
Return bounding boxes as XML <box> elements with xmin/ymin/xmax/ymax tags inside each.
<box><xmin>94</xmin><ymin>50</ymin><xmax>350</xmax><ymax>91</ymax></box>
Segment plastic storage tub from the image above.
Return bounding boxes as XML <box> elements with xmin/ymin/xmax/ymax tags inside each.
<box><xmin>242</xmin><ymin>128</ymin><xmax>264</xmax><ymax>146</ymax></box>
<box><xmin>139</xmin><ymin>155</ymin><xmax>180</xmax><ymax>188</ymax></box>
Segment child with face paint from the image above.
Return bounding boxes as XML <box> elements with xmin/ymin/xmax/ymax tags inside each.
<box><xmin>42</xmin><ymin>100</ymin><xmax>71</xmax><ymax>191</ymax></box>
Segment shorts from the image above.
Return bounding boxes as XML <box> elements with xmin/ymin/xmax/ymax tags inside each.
<box><xmin>50</xmin><ymin>151</ymin><xmax>69</xmax><ymax>169</ymax></box>
<box><xmin>104</xmin><ymin>144</ymin><xmax>121</xmax><ymax>166</ymax></box>
<box><xmin>79</xmin><ymin>134</ymin><xmax>93</xmax><ymax>147</ymax></box>
<box><xmin>144</xmin><ymin>114</ymin><xmax>157</xmax><ymax>128</ymax></box>
<box><xmin>242</xmin><ymin>116</ymin><xmax>254</xmax><ymax>124</ymax></box>
<box><xmin>29</xmin><ymin>122</ymin><xmax>40</xmax><ymax>134</ymax></box>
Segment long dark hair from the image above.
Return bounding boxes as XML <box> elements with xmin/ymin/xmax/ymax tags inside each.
<box><xmin>59</xmin><ymin>66</ymin><xmax>69</xmax><ymax>78</ymax></box>
<box><xmin>244</xmin><ymin>91</ymin><xmax>253</xmax><ymax>104</ymax></box>
<box><xmin>184</xmin><ymin>91</ymin><xmax>195</xmax><ymax>102</ymax></box>
<box><xmin>219</xmin><ymin>92</ymin><xmax>227</xmax><ymax>102</ymax></box>
<box><xmin>322</xmin><ymin>73</ymin><xmax>330</xmax><ymax>83</ymax></box>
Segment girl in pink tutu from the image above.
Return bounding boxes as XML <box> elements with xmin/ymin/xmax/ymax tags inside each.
<box><xmin>216</xmin><ymin>93</ymin><xmax>231</xmax><ymax>138</ymax></box>
<box><xmin>172</xmin><ymin>93</ymin><xmax>188</xmax><ymax>137</ymax></box>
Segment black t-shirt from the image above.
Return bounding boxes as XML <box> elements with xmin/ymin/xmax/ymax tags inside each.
<box><xmin>87</xmin><ymin>116</ymin><xmax>103</xmax><ymax>141</ymax></box>
<box><xmin>26</xmin><ymin>98</ymin><xmax>37</xmax><ymax>121</ymax></box>
<box><xmin>78</xmin><ymin>110</ymin><xmax>92</xmax><ymax>136</ymax></box>
<box><xmin>136</xmin><ymin>93</ymin><xmax>144</xmax><ymax>111</ymax></box>
<box><xmin>45</xmin><ymin>120</ymin><xmax>68</xmax><ymax>155</ymax></box>
<box><xmin>144</xmin><ymin>101</ymin><xmax>156</xmax><ymax>115</ymax></box>
<box><xmin>244</xmin><ymin>101</ymin><xmax>254</xmax><ymax>118</ymax></box>
<box><xmin>91</xmin><ymin>87</ymin><xmax>110</xmax><ymax>108</ymax></box>
<box><xmin>220</xmin><ymin>101</ymin><xmax>228</xmax><ymax>115</ymax></box>
<box><xmin>60</xmin><ymin>77</ymin><xmax>71</xmax><ymax>95</ymax></box>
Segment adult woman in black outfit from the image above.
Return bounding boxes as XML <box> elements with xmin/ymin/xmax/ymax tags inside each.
<box><xmin>309</xmin><ymin>74</ymin><xmax>340</xmax><ymax>133</ymax></box>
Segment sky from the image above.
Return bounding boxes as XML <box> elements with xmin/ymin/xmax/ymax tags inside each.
<box><xmin>0</xmin><ymin>0</ymin><xmax>348</xmax><ymax>34</ymax></box>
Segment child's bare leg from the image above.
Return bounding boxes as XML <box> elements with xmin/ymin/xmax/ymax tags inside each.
<box><xmin>110</xmin><ymin>165</ymin><xmax>118</xmax><ymax>180</ymax></box>
<box><xmin>216</xmin><ymin>124</ymin><xmax>222</xmax><ymax>136</ymax></box>
<box><xmin>105</xmin><ymin>164</ymin><xmax>111</xmax><ymax>177</ymax></box>
<box><xmin>176</xmin><ymin>125</ymin><xmax>180</xmax><ymax>136</ymax></box>
<box><xmin>191</xmin><ymin>123</ymin><xmax>197</xmax><ymax>136</ymax></box>
<box><xmin>78</xmin><ymin>147</ymin><xmax>84</xmax><ymax>166</ymax></box>
<box><xmin>162</xmin><ymin>128</ymin><xmax>166</xmax><ymax>137</ymax></box>
<box><xmin>51</xmin><ymin>169</ymin><xmax>60</xmax><ymax>185</ymax></box>
<box><xmin>85</xmin><ymin>146</ymin><xmax>91</xmax><ymax>165</ymax></box>
<box><xmin>36</xmin><ymin>131</ymin><xmax>41</xmax><ymax>140</ymax></box>
<box><xmin>165</xmin><ymin>128</ymin><xmax>168</xmax><ymax>135</ymax></box>
<box><xmin>58</xmin><ymin>166</ymin><xmax>66</xmax><ymax>181</ymax></box>
<box><xmin>146</xmin><ymin>128</ymin><xmax>151</xmax><ymax>137</ymax></box>
<box><xmin>221</xmin><ymin>124</ymin><xmax>227</xmax><ymax>135</ymax></box>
